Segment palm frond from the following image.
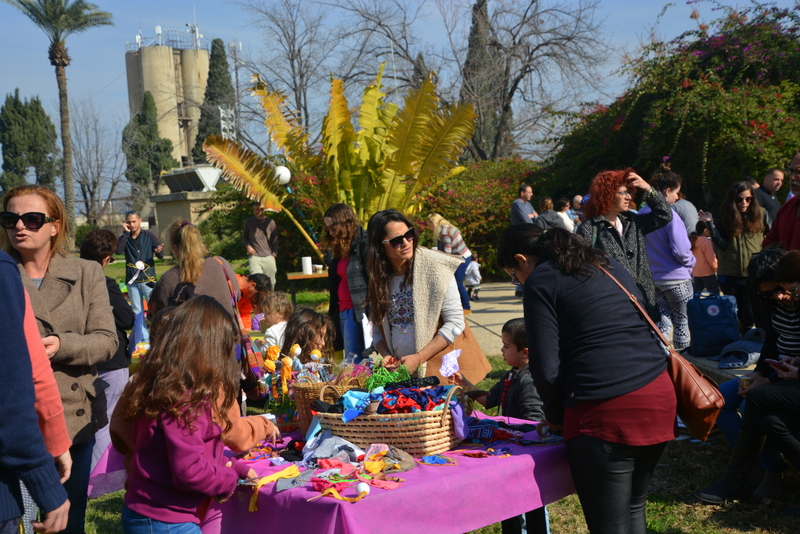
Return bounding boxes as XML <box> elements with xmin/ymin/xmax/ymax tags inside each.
<box><xmin>322</xmin><ymin>77</ymin><xmax>355</xmax><ymax>201</ymax></box>
<box><xmin>203</xmin><ymin>134</ymin><xmax>284</xmax><ymax>212</ymax></box>
<box><xmin>250</xmin><ymin>75</ymin><xmax>311</xmax><ymax>164</ymax></box>
<box><xmin>358</xmin><ymin>63</ymin><xmax>386</xmax><ymax>137</ymax></box>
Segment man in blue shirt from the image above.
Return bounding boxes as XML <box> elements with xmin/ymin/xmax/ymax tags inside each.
<box><xmin>116</xmin><ymin>210</ymin><xmax>164</xmax><ymax>344</ymax></box>
<box><xmin>510</xmin><ymin>184</ymin><xmax>537</xmax><ymax>225</ymax></box>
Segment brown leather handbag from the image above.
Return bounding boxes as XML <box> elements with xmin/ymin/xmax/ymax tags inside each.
<box><xmin>598</xmin><ymin>266</ymin><xmax>724</xmax><ymax>442</ymax></box>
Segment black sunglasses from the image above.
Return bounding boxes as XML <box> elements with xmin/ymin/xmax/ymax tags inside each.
<box><xmin>382</xmin><ymin>228</ymin><xmax>416</xmax><ymax>249</ymax></box>
<box><xmin>0</xmin><ymin>211</ymin><xmax>57</xmax><ymax>230</ymax></box>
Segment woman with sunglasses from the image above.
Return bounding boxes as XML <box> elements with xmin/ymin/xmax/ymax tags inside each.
<box><xmin>698</xmin><ymin>180</ymin><xmax>765</xmax><ymax>330</ymax></box>
<box><xmin>0</xmin><ymin>185</ymin><xmax>118</xmax><ymax>534</ymax></box>
<box><xmin>322</xmin><ymin>203</ymin><xmax>369</xmax><ymax>361</ymax></box>
<box><xmin>577</xmin><ymin>169</ymin><xmax>672</xmax><ymax>322</ymax></box>
<box><xmin>698</xmin><ymin>250</ymin><xmax>800</xmax><ymax>504</ymax></box>
<box><xmin>365</xmin><ymin>209</ymin><xmax>465</xmax><ymax>375</ymax></box>
<box><xmin>498</xmin><ymin>224</ymin><xmax>676</xmax><ymax>534</ymax></box>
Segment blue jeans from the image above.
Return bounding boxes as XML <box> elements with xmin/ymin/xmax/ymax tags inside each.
<box><xmin>339</xmin><ymin>308</ymin><xmax>365</xmax><ymax>362</ymax></box>
<box><xmin>123</xmin><ymin>507</ymin><xmax>200</xmax><ymax>534</ymax></box>
<box><xmin>455</xmin><ymin>256</ymin><xmax>471</xmax><ymax>310</ymax></box>
<box><xmin>63</xmin><ymin>439</ymin><xmax>95</xmax><ymax>534</ymax></box>
<box><xmin>127</xmin><ymin>282</ymin><xmax>153</xmax><ymax>342</ymax></box>
<box><xmin>565</xmin><ymin>435</ymin><xmax>667</xmax><ymax>534</ymax></box>
<box><xmin>717</xmin><ymin>378</ymin><xmax>787</xmax><ymax>472</ymax></box>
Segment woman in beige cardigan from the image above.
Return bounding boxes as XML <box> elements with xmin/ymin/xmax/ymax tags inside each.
<box><xmin>365</xmin><ymin>209</ymin><xmax>465</xmax><ymax>377</ymax></box>
<box><xmin>1</xmin><ymin>185</ymin><xmax>117</xmax><ymax>534</ymax></box>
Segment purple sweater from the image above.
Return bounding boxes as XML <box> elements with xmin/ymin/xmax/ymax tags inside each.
<box><xmin>638</xmin><ymin>206</ymin><xmax>696</xmax><ymax>281</ymax></box>
<box><xmin>124</xmin><ymin>403</ymin><xmax>249</xmax><ymax>524</ymax></box>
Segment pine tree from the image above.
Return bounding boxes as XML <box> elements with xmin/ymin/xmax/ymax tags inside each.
<box><xmin>192</xmin><ymin>38</ymin><xmax>236</xmax><ymax>163</ymax></box>
<box><xmin>0</xmin><ymin>88</ymin><xmax>60</xmax><ymax>193</ymax></box>
<box><xmin>122</xmin><ymin>91</ymin><xmax>178</xmax><ymax>194</ymax></box>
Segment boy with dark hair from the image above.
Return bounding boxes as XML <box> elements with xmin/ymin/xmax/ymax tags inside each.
<box><xmin>452</xmin><ymin>318</ymin><xmax>548</xmax><ymax>534</ymax></box>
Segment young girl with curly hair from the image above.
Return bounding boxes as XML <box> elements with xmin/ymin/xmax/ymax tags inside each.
<box><xmin>112</xmin><ymin>296</ymin><xmax>256</xmax><ymax>534</ymax></box>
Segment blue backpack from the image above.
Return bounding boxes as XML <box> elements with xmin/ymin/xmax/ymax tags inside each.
<box><xmin>688</xmin><ymin>292</ymin><xmax>740</xmax><ymax>357</ymax></box>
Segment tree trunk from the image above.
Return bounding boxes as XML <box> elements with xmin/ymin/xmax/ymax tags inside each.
<box><xmin>56</xmin><ymin>64</ymin><xmax>75</xmax><ymax>249</ymax></box>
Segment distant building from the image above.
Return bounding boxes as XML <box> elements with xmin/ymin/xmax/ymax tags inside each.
<box><xmin>125</xmin><ymin>25</ymin><xmax>209</xmax><ymax>169</ymax></box>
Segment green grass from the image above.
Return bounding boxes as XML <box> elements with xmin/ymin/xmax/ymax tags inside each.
<box><xmin>87</xmin><ymin>355</ymin><xmax>800</xmax><ymax>533</ymax></box>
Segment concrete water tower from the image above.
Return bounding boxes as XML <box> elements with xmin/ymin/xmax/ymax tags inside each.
<box><xmin>125</xmin><ymin>24</ymin><xmax>210</xmax><ymax>167</ymax></box>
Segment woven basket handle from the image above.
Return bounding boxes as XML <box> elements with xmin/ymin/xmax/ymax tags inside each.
<box><xmin>440</xmin><ymin>386</ymin><xmax>462</xmax><ymax>427</ymax></box>
<box><xmin>318</xmin><ymin>383</ymin><xmax>341</xmax><ymax>402</ymax></box>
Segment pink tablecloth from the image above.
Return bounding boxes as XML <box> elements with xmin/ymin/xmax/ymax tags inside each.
<box><xmin>201</xmin><ymin>413</ymin><xmax>575</xmax><ymax>534</ymax></box>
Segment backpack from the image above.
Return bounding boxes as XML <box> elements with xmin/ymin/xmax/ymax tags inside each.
<box><xmin>688</xmin><ymin>292</ymin><xmax>740</xmax><ymax>357</ymax></box>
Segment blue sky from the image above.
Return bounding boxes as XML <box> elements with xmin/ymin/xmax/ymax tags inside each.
<box><xmin>0</xmin><ymin>0</ymin><xmax>793</xmax><ymax>138</ymax></box>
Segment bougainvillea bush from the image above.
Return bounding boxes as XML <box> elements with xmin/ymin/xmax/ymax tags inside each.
<box><xmin>423</xmin><ymin>158</ymin><xmax>539</xmax><ymax>280</ymax></box>
<box><xmin>540</xmin><ymin>1</ymin><xmax>800</xmax><ymax>209</ymax></box>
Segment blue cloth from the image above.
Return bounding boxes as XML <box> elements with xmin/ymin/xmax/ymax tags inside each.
<box><xmin>127</xmin><ymin>281</ymin><xmax>153</xmax><ymax>343</ymax></box>
<box><xmin>713</xmin><ymin>328</ymin><xmax>765</xmax><ymax>369</ymax></box>
<box><xmin>455</xmin><ymin>256</ymin><xmax>471</xmax><ymax>310</ymax></box>
<box><xmin>339</xmin><ymin>308</ymin><xmax>366</xmax><ymax>362</ymax></box>
<box><xmin>62</xmin><ymin>438</ymin><xmax>95</xmax><ymax>534</ymax></box>
<box><xmin>0</xmin><ymin>251</ymin><xmax>67</xmax><ymax>523</ymax></box>
<box><xmin>122</xmin><ymin>506</ymin><xmax>201</xmax><ymax>533</ymax></box>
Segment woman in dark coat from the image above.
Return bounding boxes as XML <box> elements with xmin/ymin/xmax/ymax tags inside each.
<box><xmin>323</xmin><ymin>203</ymin><xmax>369</xmax><ymax>361</ymax></box>
<box><xmin>577</xmin><ymin>169</ymin><xmax>672</xmax><ymax>321</ymax></box>
<box><xmin>498</xmin><ymin>224</ymin><xmax>676</xmax><ymax>534</ymax></box>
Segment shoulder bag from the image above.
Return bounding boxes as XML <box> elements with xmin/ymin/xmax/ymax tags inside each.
<box><xmin>597</xmin><ymin>265</ymin><xmax>724</xmax><ymax>442</ymax></box>
<box><xmin>213</xmin><ymin>257</ymin><xmax>270</xmax><ymax>401</ymax></box>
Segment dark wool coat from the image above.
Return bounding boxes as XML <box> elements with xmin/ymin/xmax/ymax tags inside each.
<box><xmin>577</xmin><ymin>191</ymin><xmax>672</xmax><ymax>321</ymax></box>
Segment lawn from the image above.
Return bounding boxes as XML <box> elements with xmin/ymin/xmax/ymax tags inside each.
<box><xmin>86</xmin><ymin>354</ymin><xmax>800</xmax><ymax>533</ymax></box>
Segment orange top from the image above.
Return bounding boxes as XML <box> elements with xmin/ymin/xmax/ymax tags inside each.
<box><xmin>692</xmin><ymin>237</ymin><xmax>718</xmax><ymax>278</ymax></box>
<box><xmin>25</xmin><ymin>289</ymin><xmax>71</xmax><ymax>457</ymax></box>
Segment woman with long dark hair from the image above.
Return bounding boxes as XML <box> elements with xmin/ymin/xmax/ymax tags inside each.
<box><xmin>497</xmin><ymin>224</ymin><xmax>677</xmax><ymax>534</ymax></box>
<box><xmin>366</xmin><ymin>209</ymin><xmax>464</xmax><ymax>375</ymax></box>
<box><xmin>577</xmin><ymin>169</ymin><xmax>672</xmax><ymax>321</ymax></box>
<box><xmin>323</xmin><ymin>203</ymin><xmax>369</xmax><ymax>360</ymax></box>
<box><xmin>699</xmin><ymin>180</ymin><xmax>765</xmax><ymax>329</ymax></box>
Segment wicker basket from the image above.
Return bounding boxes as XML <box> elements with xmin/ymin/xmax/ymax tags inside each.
<box><xmin>293</xmin><ymin>380</ymin><xmax>360</xmax><ymax>434</ymax></box>
<box><xmin>317</xmin><ymin>385</ymin><xmax>462</xmax><ymax>457</ymax></box>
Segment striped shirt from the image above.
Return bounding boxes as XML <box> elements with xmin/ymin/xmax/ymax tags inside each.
<box><xmin>773</xmin><ymin>302</ymin><xmax>800</xmax><ymax>356</ymax></box>
<box><xmin>438</xmin><ymin>225</ymin><xmax>471</xmax><ymax>258</ymax></box>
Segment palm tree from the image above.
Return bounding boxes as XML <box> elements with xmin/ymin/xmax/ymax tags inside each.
<box><xmin>3</xmin><ymin>0</ymin><xmax>112</xmax><ymax>247</ymax></box>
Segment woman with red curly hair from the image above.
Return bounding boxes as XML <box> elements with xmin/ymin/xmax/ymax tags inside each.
<box><xmin>577</xmin><ymin>169</ymin><xmax>673</xmax><ymax>321</ymax></box>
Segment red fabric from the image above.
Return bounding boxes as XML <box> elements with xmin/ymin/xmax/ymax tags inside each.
<box><xmin>25</xmin><ymin>289</ymin><xmax>71</xmax><ymax>456</ymax></box>
<box><xmin>563</xmin><ymin>370</ymin><xmax>677</xmax><ymax>446</ymax></box>
<box><xmin>337</xmin><ymin>257</ymin><xmax>353</xmax><ymax>311</ymax></box>
<box><xmin>763</xmin><ymin>195</ymin><xmax>800</xmax><ymax>251</ymax></box>
<box><xmin>238</xmin><ymin>298</ymin><xmax>253</xmax><ymax>325</ymax></box>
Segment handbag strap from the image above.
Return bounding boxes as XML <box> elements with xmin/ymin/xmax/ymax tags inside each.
<box><xmin>595</xmin><ymin>265</ymin><xmax>673</xmax><ymax>350</ymax></box>
<box><xmin>212</xmin><ymin>256</ymin><xmax>248</xmax><ymax>335</ymax></box>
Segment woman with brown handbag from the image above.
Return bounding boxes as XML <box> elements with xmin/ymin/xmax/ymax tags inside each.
<box><xmin>497</xmin><ymin>224</ymin><xmax>677</xmax><ymax>534</ymax></box>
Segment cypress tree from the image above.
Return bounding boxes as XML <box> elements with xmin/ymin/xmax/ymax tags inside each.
<box><xmin>122</xmin><ymin>91</ymin><xmax>178</xmax><ymax>194</ymax></box>
<box><xmin>192</xmin><ymin>38</ymin><xmax>236</xmax><ymax>163</ymax></box>
<box><xmin>0</xmin><ymin>88</ymin><xmax>59</xmax><ymax>193</ymax></box>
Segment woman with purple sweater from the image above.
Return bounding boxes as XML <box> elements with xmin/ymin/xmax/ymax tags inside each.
<box><xmin>638</xmin><ymin>166</ymin><xmax>696</xmax><ymax>349</ymax></box>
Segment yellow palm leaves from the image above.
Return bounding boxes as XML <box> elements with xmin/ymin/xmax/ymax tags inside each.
<box><xmin>204</xmin><ymin>62</ymin><xmax>476</xmax><ymax>230</ymax></box>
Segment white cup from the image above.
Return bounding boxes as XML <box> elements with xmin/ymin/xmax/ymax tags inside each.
<box><xmin>301</xmin><ymin>256</ymin><xmax>313</xmax><ymax>275</ymax></box>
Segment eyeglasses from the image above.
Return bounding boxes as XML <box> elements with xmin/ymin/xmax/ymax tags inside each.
<box><xmin>785</xmin><ymin>167</ymin><xmax>800</xmax><ymax>176</ymax></box>
<box><xmin>0</xmin><ymin>211</ymin><xmax>57</xmax><ymax>230</ymax></box>
<box><xmin>758</xmin><ymin>286</ymin><xmax>799</xmax><ymax>298</ymax></box>
<box><xmin>735</xmin><ymin>196</ymin><xmax>753</xmax><ymax>203</ymax></box>
<box><xmin>382</xmin><ymin>228</ymin><xmax>415</xmax><ymax>249</ymax></box>
<box><xmin>510</xmin><ymin>267</ymin><xmax>521</xmax><ymax>286</ymax></box>
<box><xmin>107</xmin><ymin>256</ymin><xmax>116</xmax><ymax>264</ymax></box>
<box><xmin>124</xmin><ymin>210</ymin><xmax>138</xmax><ymax>216</ymax></box>
<box><xmin>616</xmin><ymin>191</ymin><xmax>632</xmax><ymax>198</ymax></box>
